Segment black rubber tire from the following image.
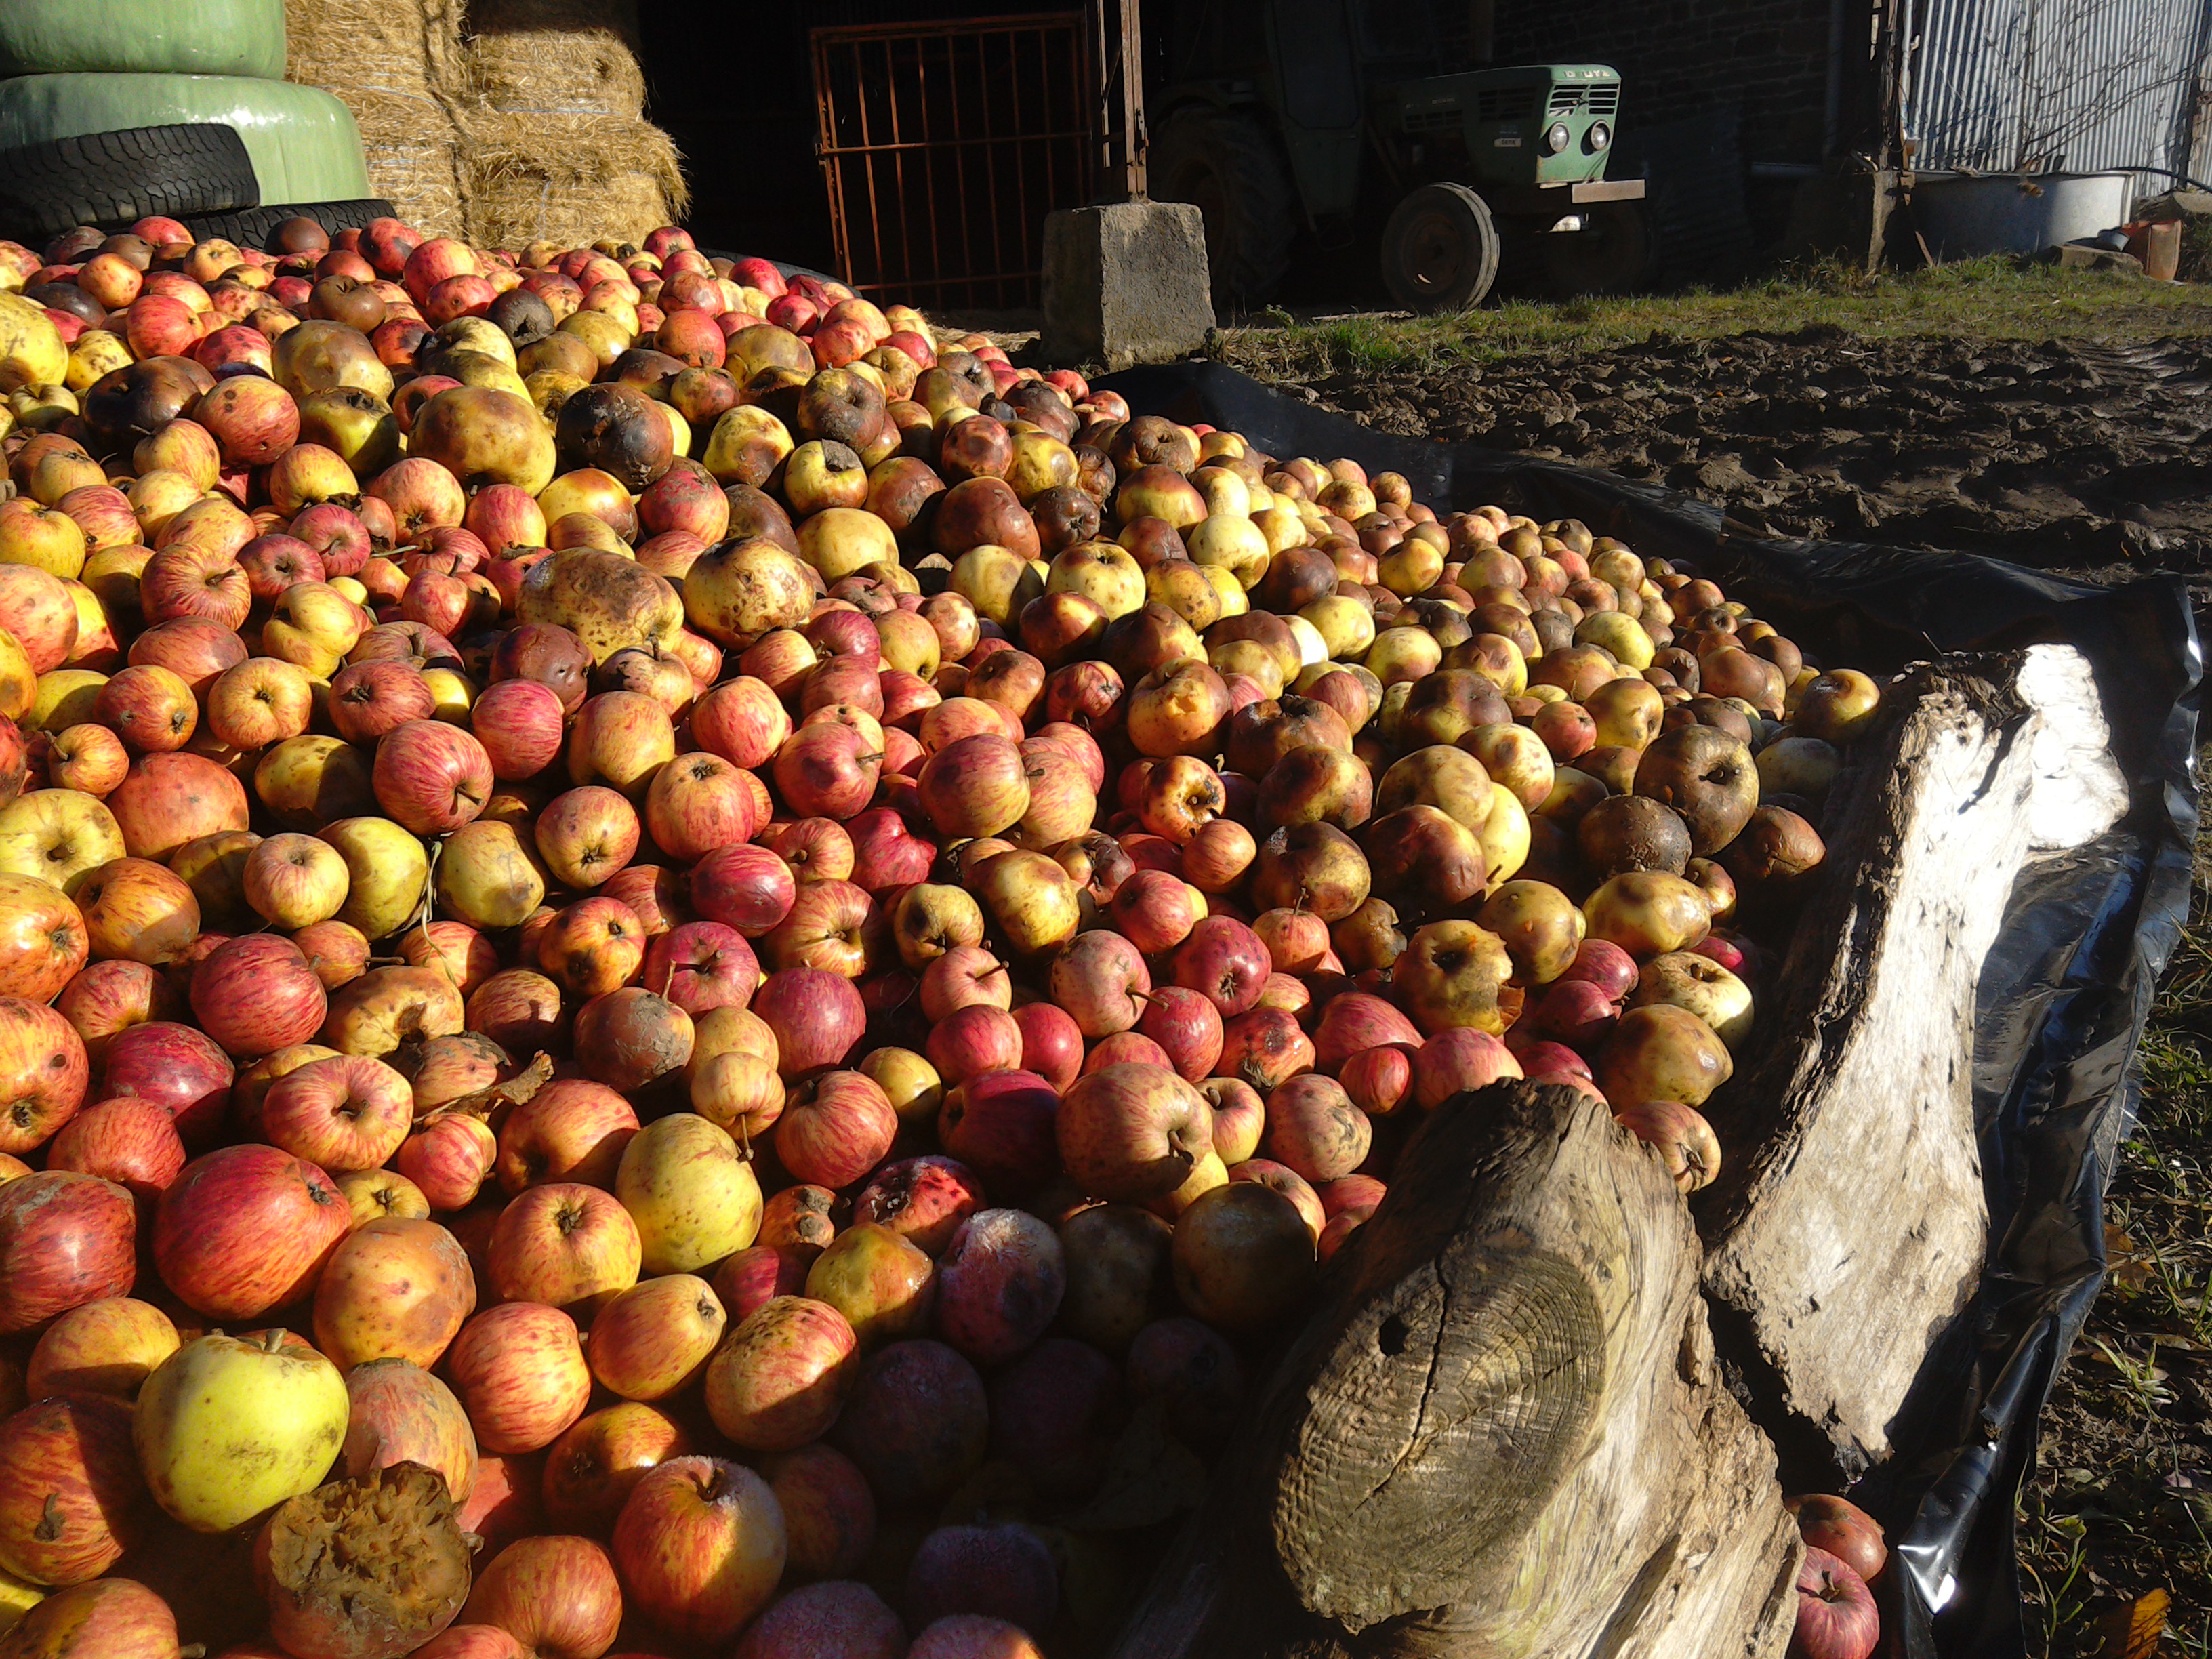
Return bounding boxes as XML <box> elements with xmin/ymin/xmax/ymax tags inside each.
<box><xmin>1381</xmin><ymin>182</ymin><xmax>1500</xmax><ymax>313</ymax></box>
<box><xmin>183</xmin><ymin>199</ymin><xmax>401</xmax><ymax>253</ymax></box>
<box><xmin>1541</xmin><ymin>199</ymin><xmax>1653</xmax><ymax>296</ymax></box>
<box><xmin>0</xmin><ymin>124</ymin><xmax>257</xmax><ymax>241</ymax></box>
<box><xmin>1150</xmin><ymin>108</ymin><xmax>1298</xmax><ymax>308</ymax></box>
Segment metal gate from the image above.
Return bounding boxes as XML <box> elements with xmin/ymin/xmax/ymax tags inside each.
<box><xmin>811</xmin><ymin>14</ymin><xmax>1097</xmax><ymax>310</ymax></box>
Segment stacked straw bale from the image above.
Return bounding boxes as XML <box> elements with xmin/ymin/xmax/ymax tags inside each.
<box><xmin>283</xmin><ymin>0</ymin><xmax>689</xmax><ymax>249</ymax></box>
<box><xmin>282</xmin><ymin>0</ymin><xmax>471</xmax><ymax>235</ymax></box>
<box><xmin>457</xmin><ymin>0</ymin><xmax>689</xmax><ymax>251</ymax></box>
<box><xmin>466</xmin><ymin>0</ymin><xmax>647</xmax><ymax>116</ymax></box>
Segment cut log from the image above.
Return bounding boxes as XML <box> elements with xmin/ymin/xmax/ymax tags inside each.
<box><xmin>1111</xmin><ymin>1081</ymin><xmax>1801</xmax><ymax>1659</ymax></box>
<box><xmin>1697</xmin><ymin>644</ymin><xmax>2128</xmax><ymax>1475</ymax></box>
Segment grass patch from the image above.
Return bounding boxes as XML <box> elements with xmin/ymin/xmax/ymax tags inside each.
<box><xmin>1216</xmin><ymin>258</ymin><xmax>2212</xmax><ymax>378</ymax></box>
<box><xmin>2020</xmin><ymin>763</ymin><xmax>2212</xmax><ymax>1656</ymax></box>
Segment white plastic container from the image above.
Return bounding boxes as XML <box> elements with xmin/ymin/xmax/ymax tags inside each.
<box><xmin>1912</xmin><ymin>171</ymin><xmax>2136</xmax><ymax>258</ymax></box>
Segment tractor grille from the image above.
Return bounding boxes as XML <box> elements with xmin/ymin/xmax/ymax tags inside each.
<box><xmin>1404</xmin><ymin>108</ymin><xmax>1460</xmax><ymax>134</ymax></box>
<box><xmin>1475</xmin><ymin>87</ymin><xmax>1539</xmax><ymax>121</ymax></box>
<box><xmin>1547</xmin><ymin>83</ymin><xmax>1620</xmax><ymax>118</ymax></box>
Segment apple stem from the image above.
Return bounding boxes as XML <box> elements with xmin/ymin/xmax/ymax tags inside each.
<box><xmin>411</xmin><ymin>840</ymin><xmax>444</xmax><ymax>948</ymax></box>
<box><xmin>259</xmin><ymin>1328</ymin><xmax>285</xmax><ymax>1353</ymax></box>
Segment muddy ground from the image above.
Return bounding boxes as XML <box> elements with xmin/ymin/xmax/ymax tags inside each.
<box><xmin>1231</xmin><ymin>326</ymin><xmax>2212</xmax><ymax>600</ymax></box>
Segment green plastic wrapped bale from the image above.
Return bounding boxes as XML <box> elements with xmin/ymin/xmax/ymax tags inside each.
<box><xmin>0</xmin><ymin>73</ymin><xmax>370</xmax><ymax>206</ymax></box>
<box><xmin>0</xmin><ymin>0</ymin><xmax>287</xmax><ymax>81</ymax></box>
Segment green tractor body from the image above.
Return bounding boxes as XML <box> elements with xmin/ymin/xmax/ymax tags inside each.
<box><xmin>1151</xmin><ymin>2</ymin><xmax>1649</xmax><ymax>310</ymax></box>
<box><xmin>1380</xmin><ymin>64</ymin><xmax>1622</xmax><ymax>194</ymax></box>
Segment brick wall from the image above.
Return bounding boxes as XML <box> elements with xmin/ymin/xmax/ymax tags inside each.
<box><xmin>1492</xmin><ymin>0</ymin><xmax>1845</xmax><ymax>165</ymax></box>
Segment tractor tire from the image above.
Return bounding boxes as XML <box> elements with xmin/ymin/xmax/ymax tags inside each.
<box><xmin>1541</xmin><ymin>199</ymin><xmax>1652</xmax><ymax>296</ymax></box>
<box><xmin>0</xmin><ymin>123</ymin><xmax>257</xmax><ymax>242</ymax></box>
<box><xmin>1150</xmin><ymin>109</ymin><xmax>1298</xmax><ymax>308</ymax></box>
<box><xmin>1381</xmin><ymin>182</ymin><xmax>1500</xmax><ymax>313</ymax></box>
<box><xmin>184</xmin><ymin>199</ymin><xmax>398</xmax><ymax>253</ymax></box>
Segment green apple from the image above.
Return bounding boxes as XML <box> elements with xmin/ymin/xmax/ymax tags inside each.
<box><xmin>134</xmin><ymin>1330</ymin><xmax>348</xmax><ymax>1533</ymax></box>
<box><xmin>321</xmin><ymin>816</ymin><xmax>430</xmax><ymax>941</ymax></box>
<box><xmin>614</xmin><ymin>1113</ymin><xmax>763</xmax><ymax>1276</ymax></box>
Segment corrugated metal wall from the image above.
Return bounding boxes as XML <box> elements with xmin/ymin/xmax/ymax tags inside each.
<box><xmin>1907</xmin><ymin>0</ymin><xmax>2212</xmax><ymax>176</ymax></box>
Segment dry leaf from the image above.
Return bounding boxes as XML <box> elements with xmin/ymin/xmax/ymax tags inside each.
<box><xmin>2104</xmin><ymin>1224</ymin><xmax>2152</xmax><ymax>1291</ymax></box>
<box><xmin>2091</xmin><ymin>1588</ymin><xmax>2169</xmax><ymax>1659</ymax></box>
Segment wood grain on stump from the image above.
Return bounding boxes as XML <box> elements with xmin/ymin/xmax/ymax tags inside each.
<box><xmin>1697</xmin><ymin>644</ymin><xmax>2128</xmax><ymax>1474</ymax></box>
<box><xmin>1112</xmin><ymin>1081</ymin><xmax>1801</xmax><ymax>1659</ymax></box>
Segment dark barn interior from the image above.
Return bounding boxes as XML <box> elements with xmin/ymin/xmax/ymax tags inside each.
<box><xmin>637</xmin><ymin>0</ymin><xmax>1877</xmax><ymax>301</ymax></box>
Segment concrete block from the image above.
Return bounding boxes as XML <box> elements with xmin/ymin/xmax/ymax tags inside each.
<box><xmin>1041</xmin><ymin>200</ymin><xmax>1213</xmax><ymax>371</ymax></box>
<box><xmin>2051</xmin><ymin>243</ymin><xmax>2142</xmax><ymax>274</ymax></box>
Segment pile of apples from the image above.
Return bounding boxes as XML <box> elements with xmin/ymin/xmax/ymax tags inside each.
<box><xmin>0</xmin><ymin>207</ymin><xmax>1891</xmax><ymax>1659</ymax></box>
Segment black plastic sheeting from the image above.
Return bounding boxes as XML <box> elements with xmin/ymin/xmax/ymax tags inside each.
<box><xmin>1095</xmin><ymin>361</ymin><xmax>2202</xmax><ymax>1659</ymax></box>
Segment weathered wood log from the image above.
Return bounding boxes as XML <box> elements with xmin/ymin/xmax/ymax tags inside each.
<box><xmin>1696</xmin><ymin>644</ymin><xmax>2129</xmax><ymax>1474</ymax></box>
<box><xmin>1111</xmin><ymin>1081</ymin><xmax>1801</xmax><ymax>1659</ymax></box>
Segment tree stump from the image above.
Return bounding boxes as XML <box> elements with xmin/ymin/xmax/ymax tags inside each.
<box><xmin>1111</xmin><ymin>1081</ymin><xmax>1802</xmax><ymax>1659</ymax></box>
<box><xmin>1696</xmin><ymin>644</ymin><xmax>2129</xmax><ymax>1474</ymax></box>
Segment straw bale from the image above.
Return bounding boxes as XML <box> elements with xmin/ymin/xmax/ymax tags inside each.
<box><xmin>285</xmin><ymin>0</ymin><xmax>472</xmax><ymax>104</ymax></box>
<box><xmin>464</xmin><ymin>0</ymin><xmax>647</xmax><ymax>119</ymax></box>
<box><xmin>459</xmin><ymin>110</ymin><xmax>688</xmax><ymax>251</ymax></box>
<box><xmin>352</xmin><ymin>94</ymin><xmax>470</xmax><ymax>237</ymax></box>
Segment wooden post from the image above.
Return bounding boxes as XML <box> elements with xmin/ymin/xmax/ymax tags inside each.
<box><xmin>1468</xmin><ymin>0</ymin><xmax>1496</xmax><ymax>64</ymax></box>
<box><xmin>1094</xmin><ymin>0</ymin><xmax>1146</xmax><ymax>201</ymax></box>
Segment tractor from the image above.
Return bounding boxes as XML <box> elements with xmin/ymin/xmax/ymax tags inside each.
<box><xmin>1149</xmin><ymin>0</ymin><xmax>1649</xmax><ymax>310</ymax></box>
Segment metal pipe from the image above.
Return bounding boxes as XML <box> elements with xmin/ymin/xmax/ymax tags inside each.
<box><xmin>1824</xmin><ymin>0</ymin><xmax>1849</xmax><ymax>157</ymax></box>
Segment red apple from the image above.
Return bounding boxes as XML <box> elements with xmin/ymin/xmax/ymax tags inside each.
<box><xmin>608</xmin><ymin>1456</ymin><xmax>785</xmax><ymax>1643</ymax></box>
<box><xmin>152</xmin><ymin>1143</ymin><xmax>350</xmax><ymax>1319</ymax></box>
<box><xmin>1789</xmin><ymin>1546</ymin><xmax>1879</xmax><ymax>1659</ymax></box>
<box><xmin>703</xmin><ymin>1295</ymin><xmax>859</xmax><ymax>1452</ymax></box>
<box><xmin>469</xmin><ymin>679</ymin><xmax>567</xmax><ymax>781</ymax></box>
<box><xmin>1056</xmin><ymin>1063</ymin><xmax>1212</xmax><ymax>1203</ymax></box>
<box><xmin>373</xmin><ymin>720</ymin><xmax>493</xmax><ymax>835</ymax></box>
<box><xmin>751</xmin><ymin>968</ymin><xmax>866</xmax><ymax>1078</ymax></box>
<box><xmin>0</xmin><ymin>1170</ymin><xmax>137</xmax><ymax>1334</ymax></box>
<box><xmin>0</xmin><ymin>1391</ymin><xmax>143</xmax><ymax>1584</ymax></box>
<box><xmin>642</xmin><ymin>922</ymin><xmax>759</xmax><ymax>1016</ymax></box>
<box><xmin>487</xmin><ymin>1183</ymin><xmax>642</xmax><ymax>1309</ymax></box>
<box><xmin>460</xmin><ymin>1533</ymin><xmax>622</xmax><ymax>1659</ymax></box>
<box><xmin>446</xmin><ymin>1304</ymin><xmax>592</xmax><ymax>1456</ymax></box>
<box><xmin>189</xmin><ymin>933</ymin><xmax>327</xmax><ymax>1058</ymax></box>
<box><xmin>0</xmin><ymin>994</ymin><xmax>88</xmax><ymax>1153</ymax></box>
<box><xmin>258</xmin><ymin>1053</ymin><xmax>413</xmax><ymax>1172</ymax></box>
<box><xmin>1788</xmin><ymin>1494</ymin><xmax>1888</xmax><ymax>1585</ymax></box>
<box><xmin>43</xmin><ymin>1094</ymin><xmax>186</xmax><ymax>1203</ymax></box>
<box><xmin>1010</xmin><ymin>1001</ymin><xmax>1082</xmax><ymax>1093</ymax></box>
<box><xmin>395</xmin><ymin>1113</ymin><xmax>497</xmax><ymax>1212</ymax></box>
<box><xmin>97</xmin><ymin>1019</ymin><xmax>231</xmax><ymax>1147</ymax></box>
<box><xmin>775</xmin><ymin>1069</ymin><xmax>897</xmax><ymax>1189</ymax></box>
<box><xmin>496</xmin><ymin>1078</ymin><xmax>639</xmax><ymax>1193</ymax></box>
<box><xmin>689</xmin><ymin>844</ymin><xmax>795</xmax><ymax>939</ymax></box>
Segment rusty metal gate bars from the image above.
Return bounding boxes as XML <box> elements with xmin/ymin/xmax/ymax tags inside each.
<box><xmin>811</xmin><ymin>14</ymin><xmax>1097</xmax><ymax>310</ymax></box>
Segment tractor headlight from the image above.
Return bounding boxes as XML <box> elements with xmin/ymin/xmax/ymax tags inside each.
<box><xmin>1586</xmin><ymin>121</ymin><xmax>1612</xmax><ymax>152</ymax></box>
<box><xmin>1545</xmin><ymin>121</ymin><xmax>1572</xmax><ymax>154</ymax></box>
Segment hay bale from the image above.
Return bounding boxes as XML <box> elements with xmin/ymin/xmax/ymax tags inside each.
<box><xmin>465</xmin><ymin>0</ymin><xmax>647</xmax><ymax>119</ymax></box>
<box><xmin>352</xmin><ymin>95</ymin><xmax>469</xmax><ymax>238</ymax></box>
<box><xmin>459</xmin><ymin>110</ymin><xmax>687</xmax><ymax>251</ymax></box>
<box><xmin>285</xmin><ymin>0</ymin><xmax>470</xmax><ymax>104</ymax></box>
<box><xmin>285</xmin><ymin>0</ymin><xmax>470</xmax><ymax>232</ymax></box>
